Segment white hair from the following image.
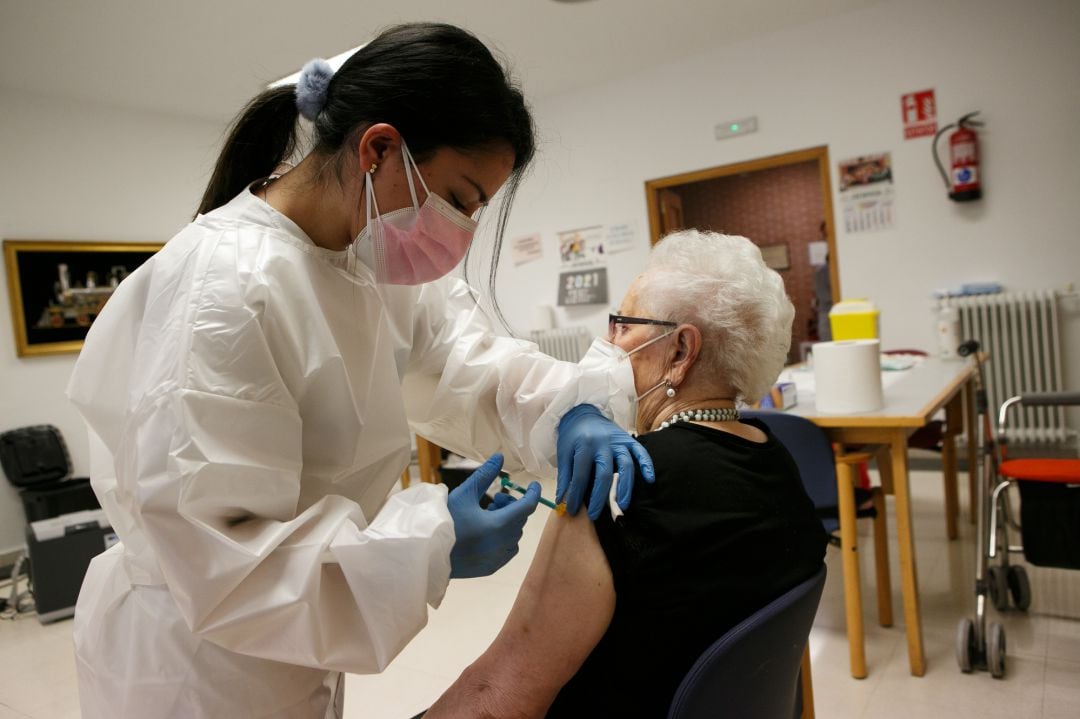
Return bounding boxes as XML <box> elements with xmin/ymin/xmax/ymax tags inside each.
<box><xmin>635</xmin><ymin>229</ymin><xmax>795</xmax><ymax>403</ymax></box>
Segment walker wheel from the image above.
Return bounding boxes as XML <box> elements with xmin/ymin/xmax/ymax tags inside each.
<box><xmin>988</xmin><ymin>565</ymin><xmax>1010</xmax><ymax>611</ymax></box>
<box><xmin>955</xmin><ymin>618</ymin><xmax>975</xmax><ymax>673</ymax></box>
<box><xmin>1007</xmin><ymin>565</ymin><xmax>1032</xmax><ymax>611</ymax></box>
<box><xmin>987</xmin><ymin>622</ymin><xmax>1006</xmax><ymax>678</ymax></box>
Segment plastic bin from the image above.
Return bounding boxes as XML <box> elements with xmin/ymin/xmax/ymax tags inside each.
<box><xmin>829</xmin><ymin>299</ymin><xmax>880</xmax><ymax>341</ymax></box>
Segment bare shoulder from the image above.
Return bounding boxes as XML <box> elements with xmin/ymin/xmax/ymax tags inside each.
<box><xmin>425</xmin><ymin>509</ymin><xmax>616</xmax><ymax>718</ymax></box>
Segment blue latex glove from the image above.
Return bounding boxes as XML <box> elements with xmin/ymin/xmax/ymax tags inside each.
<box><xmin>447</xmin><ymin>453</ymin><xmax>540</xmax><ymax>579</ymax></box>
<box><xmin>488</xmin><ymin>491</ymin><xmax>516</xmax><ymax>510</ymax></box>
<box><xmin>556</xmin><ymin>404</ymin><xmax>656</xmax><ymax>520</ymax></box>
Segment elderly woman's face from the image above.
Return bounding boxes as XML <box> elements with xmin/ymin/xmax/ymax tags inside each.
<box><xmin>612</xmin><ymin>278</ymin><xmax>672</xmax><ymax>397</ymax></box>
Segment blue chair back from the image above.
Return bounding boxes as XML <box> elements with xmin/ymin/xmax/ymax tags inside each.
<box><xmin>666</xmin><ymin>565</ymin><xmax>827</xmax><ymax>719</ymax></box>
<box><xmin>743</xmin><ymin>410</ymin><xmax>840</xmax><ymax>531</ymax></box>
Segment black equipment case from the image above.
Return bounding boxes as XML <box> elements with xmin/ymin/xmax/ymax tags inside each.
<box><xmin>1</xmin><ymin>425</ymin><xmax>110</xmax><ymax>622</ymax></box>
<box><xmin>0</xmin><ymin>425</ymin><xmax>99</xmax><ymax>521</ymax></box>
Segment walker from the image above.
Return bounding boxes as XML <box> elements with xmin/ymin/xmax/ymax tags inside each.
<box><xmin>955</xmin><ymin>340</ymin><xmax>1080</xmax><ymax>677</ymax></box>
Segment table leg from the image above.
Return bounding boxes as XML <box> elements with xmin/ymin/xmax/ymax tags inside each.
<box><xmin>890</xmin><ymin>429</ymin><xmax>926</xmax><ymax>676</ymax></box>
<box><xmin>964</xmin><ymin>379</ymin><xmax>979</xmax><ymax>525</ymax></box>
<box><xmin>416</xmin><ymin>436</ymin><xmax>440</xmax><ymax>484</ymax></box>
<box><xmin>835</xmin><ymin>456</ymin><xmax>867</xmax><ymax>679</ymax></box>
<box><xmin>874</xmin><ymin>446</ymin><xmax>894</xmax><ymax>496</ymax></box>
<box><xmin>870</xmin><ymin>486</ymin><xmax>894</xmax><ymax>627</ymax></box>
<box><xmin>943</xmin><ymin>394</ymin><xmax>963</xmax><ymax>541</ymax></box>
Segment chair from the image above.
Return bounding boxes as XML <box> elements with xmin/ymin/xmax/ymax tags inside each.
<box><xmin>743</xmin><ymin>410</ymin><xmax>893</xmax><ymax>679</ymax></box>
<box><xmin>666</xmin><ymin>565</ymin><xmax>826</xmax><ymax>719</ymax></box>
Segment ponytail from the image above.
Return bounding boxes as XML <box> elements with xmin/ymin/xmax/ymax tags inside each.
<box><xmin>195</xmin><ymin>85</ymin><xmax>299</xmax><ymax>218</ymax></box>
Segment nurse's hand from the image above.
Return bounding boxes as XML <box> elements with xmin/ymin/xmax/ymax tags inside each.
<box><xmin>448</xmin><ymin>453</ymin><xmax>540</xmax><ymax>579</ymax></box>
<box><xmin>556</xmin><ymin>404</ymin><xmax>656</xmax><ymax>520</ymax></box>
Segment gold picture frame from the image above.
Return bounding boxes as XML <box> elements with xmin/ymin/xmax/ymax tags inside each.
<box><xmin>4</xmin><ymin>240</ymin><xmax>163</xmax><ymax>358</ymax></box>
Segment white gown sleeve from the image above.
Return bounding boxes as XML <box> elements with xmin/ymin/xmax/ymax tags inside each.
<box><xmin>401</xmin><ymin>277</ymin><xmax>636</xmax><ymax>478</ymax></box>
<box><xmin>128</xmin><ymin>386</ymin><xmax>454</xmax><ymax>674</ymax></box>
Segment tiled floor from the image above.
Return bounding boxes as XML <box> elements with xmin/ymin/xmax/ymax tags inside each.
<box><xmin>1</xmin><ymin>466</ymin><xmax>1078</xmax><ymax>718</ymax></box>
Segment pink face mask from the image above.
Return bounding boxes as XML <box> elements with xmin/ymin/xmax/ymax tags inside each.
<box><xmin>357</xmin><ymin>143</ymin><xmax>479</xmax><ymax>285</ymax></box>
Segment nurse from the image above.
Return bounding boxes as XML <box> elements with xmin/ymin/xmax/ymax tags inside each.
<box><xmin>67</xmin><ymin>22</ymin><xmax>651</xmax><ymax>719</ymax></box>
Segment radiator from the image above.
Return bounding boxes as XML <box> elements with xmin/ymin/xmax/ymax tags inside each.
<box><xmin>529</xmin><ymin>327</ymin><xmax>592</xmax><ymax>363</ymax></box>
<box><xmin>947</xmin><ymin>291</ymin><xmax>1068</xmax><ymax>443</ymax></box>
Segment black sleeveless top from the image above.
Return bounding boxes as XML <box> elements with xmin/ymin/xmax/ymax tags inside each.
<box><xmin>546</xmin><ymin>419</ymin><xmax>827</xmax><ymax>717</ymax></box>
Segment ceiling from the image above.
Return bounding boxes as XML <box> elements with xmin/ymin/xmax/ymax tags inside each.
<box><xmin>0</xmin><ymin>0</ymin><xmax>880</xmax><ymax>122</ymax></box>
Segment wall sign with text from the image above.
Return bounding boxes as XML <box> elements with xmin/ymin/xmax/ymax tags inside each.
<box><xmin>901</xmin><ymin>88</ymin><xmax>937</xmax><ymax>139</ymax></box>
<box><xmin>557</xmin><ymin>268</ymin><xmax>609</xmax><ymax>307</ymax></box>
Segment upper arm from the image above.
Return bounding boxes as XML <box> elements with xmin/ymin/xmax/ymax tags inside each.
<box><xmin>405</xmin><ymin>277</ymin><xmax>487</xmax><ymax>376</ymax></box>
<box><xmin>426</xmin><ymin>510</ymin><xmax>616</xmax><ymax>718</ymax></box>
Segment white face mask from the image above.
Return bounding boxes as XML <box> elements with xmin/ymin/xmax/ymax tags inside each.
<box><xmin>578</xmin><ymin>330</ymin><xmax>676</xmax><ymax>429</ymax></box>
<box><xmin>577</xmin><ymin>337</ymin><xmax>638</xmax><ymax>433</ymax></box>
<box><xmin>625</xmin><ymin>329</ymin><xmax>677</xmax><ymax>401</ymax></box>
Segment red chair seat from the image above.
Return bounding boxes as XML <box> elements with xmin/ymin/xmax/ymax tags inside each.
<box><xmin>999</xmin><ymin>458</ymin><xmax>1080</xmax><ymax>484</ymax></box>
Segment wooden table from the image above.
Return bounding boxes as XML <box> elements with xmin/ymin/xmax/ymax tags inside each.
<box><xmin>782</xmin><ymin>357</ymin><xmax>979</xmax><ymax>677</ymax></box>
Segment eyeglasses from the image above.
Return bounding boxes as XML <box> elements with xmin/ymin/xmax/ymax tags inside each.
<box><xmin>608</xmin><ymin>313</ymin><xmax>677</xmax><ymax>340</ymax></box>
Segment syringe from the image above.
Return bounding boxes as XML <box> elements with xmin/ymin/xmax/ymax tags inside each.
<box><xmin>498</xmin><ymin>474</ymin><xmax>564</xmax><ymax>513</ymax></box>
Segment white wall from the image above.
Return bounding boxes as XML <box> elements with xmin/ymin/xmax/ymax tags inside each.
<box><xmin>0</xmin><ymin>88</ymin><xmax>223</xmax><ymax>552</ymax></box>
<box><xmin>495</xmin><ymin>0</ymin><xmax>1080</xmax><ymax>387</ymax></box>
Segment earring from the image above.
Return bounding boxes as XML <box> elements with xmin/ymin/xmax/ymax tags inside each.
<box><xmin>665</xmin><ymin>380</ymin><xmax>676</xmax><ymax>398</ymax></box>
<box><xmin>368</xmin><ymin>162</ymin><xmax>378</xmax><ymax>174</ymax></box>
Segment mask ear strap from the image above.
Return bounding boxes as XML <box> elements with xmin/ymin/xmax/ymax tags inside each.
<box><xmin>401</xmin><ymin>142</ymin><xmax>423</xmax><ymax>206</ymax></box>
<box><xmin>365</xmin><ymin>169</ymin><xmax>381</xmax><ymax>226</ymax></box>
<box><xmin>627</xmin><ymin>327</ymin><xmax>676</xmax><ymax>356</ymax></box>
<box><xmin>635</xmin><ymin>378</ymin><xmax>668</xmax><ymax>402</ymax></box>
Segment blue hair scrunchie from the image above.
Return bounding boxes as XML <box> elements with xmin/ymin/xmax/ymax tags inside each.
<box><xmin>296</xmin><ymin>58</ymin><xmax>333</xmax><ymax>120</ymax></box>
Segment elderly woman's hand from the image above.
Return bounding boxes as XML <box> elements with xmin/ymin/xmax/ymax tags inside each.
<box><xmin>556</xmin><ymin>404</ymin><xmax>655</xmax><ymax>520</ymax></box>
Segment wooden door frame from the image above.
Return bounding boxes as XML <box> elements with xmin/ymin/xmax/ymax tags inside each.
<box><xmin>644</xmin><ymin>145</ymin><xmax>840</xmax><ymax>303</ymax></box>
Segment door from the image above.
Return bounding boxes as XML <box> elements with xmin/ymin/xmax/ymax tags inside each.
<box><xmin>645</xmin><ymin>147</ymin><xmax>840</xmax><ymax>364</ymax></box>
<box><xmin>659</xmin><ymin>189</ymin><xmax>685</xmax><ymax>236</ymax></box>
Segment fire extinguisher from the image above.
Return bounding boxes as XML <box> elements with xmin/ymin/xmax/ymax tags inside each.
<box><xmin>933</xmin><ymin>111</ymin><xmax>983</xmax><ymax>202</ymax></box>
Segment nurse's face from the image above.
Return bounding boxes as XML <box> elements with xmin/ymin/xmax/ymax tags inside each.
<box><xmin>414</xmin><ymin>144</ymin><xmax>516</xmax><ymax>218</ymax></box>
<box><xmin>356</xmin><ymin>124</ymin><xmax>515</xmax><ymax>224</ymax></box>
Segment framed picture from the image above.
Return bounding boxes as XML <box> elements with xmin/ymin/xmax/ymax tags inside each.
<box><xmin>4</xmin><ymin>240</ymin><xmax>163</xmax><ymax>357</ymax></box>
<box><xmin>760</xmin><ymin>243</ymin><xmax>791</xmax><ymax>271</ymax></box>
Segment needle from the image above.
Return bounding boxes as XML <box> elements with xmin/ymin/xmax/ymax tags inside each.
<box><xmin>498</xmin><ymin>474</ymin><xmax>563</xmax><ymax>512</ymax></box>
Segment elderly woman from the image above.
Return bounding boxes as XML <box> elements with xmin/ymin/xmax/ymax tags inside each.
<box><xmin>426</xmin><ymin>230</ymin><xmax>828</xmax><ymax>718</ymax></box>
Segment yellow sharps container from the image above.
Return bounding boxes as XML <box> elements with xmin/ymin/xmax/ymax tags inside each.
<box><xmin>828</xmin><ymin>299</ymin><xmax>880</xmax><ymax>341</ymax></box>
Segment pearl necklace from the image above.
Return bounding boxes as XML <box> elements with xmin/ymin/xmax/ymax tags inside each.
<box><xmin>658</xmin><ymin>407</ymin><xmax>740</xmax><ymax>430</ymax></box>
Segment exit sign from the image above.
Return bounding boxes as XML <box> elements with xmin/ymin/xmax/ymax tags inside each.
<box><xmin>901</xmin><ymin>89</ymin><xmax>937</xmax><ymax>139</ymax></box>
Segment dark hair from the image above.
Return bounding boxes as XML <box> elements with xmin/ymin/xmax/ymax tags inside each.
<box><xmin>196</xmin><ymin>23</ymin><xmax>536</xmax><ymax>327</ymax></box>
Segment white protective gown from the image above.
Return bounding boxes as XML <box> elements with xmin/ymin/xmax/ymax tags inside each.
<box><xmin>67</xmin><ymin>186</ymin><xmax>635</xmax><ymax>719</ymax></box>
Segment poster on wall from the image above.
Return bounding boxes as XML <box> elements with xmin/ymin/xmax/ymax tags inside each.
<box><xmin>557</xmin><ymin>268</ymin><xmax>609</xmax><ymax>307</ymax></box>
<box><xmin>603</xmin><ymin>222</ymin><xmax>639</xmax><ymax>255</ymax></box>
<box><xmin>558</xmin><ymin>225</ymin><xmax>606</xmax><ymax>269</ymax></box>
<box><xmin>838</xmin><ymin>153</ymin><xmax>895</xmax><ymax>233</ymax></box>
<box><xmin>901</xmin><ymin>89</ymin><xmax>937</xmax><ymax>140</ymax></box>
<box><xmin>511</xmin><ymin>233</ymin><xmax>543</xmax><ymax>266</ymax></box>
